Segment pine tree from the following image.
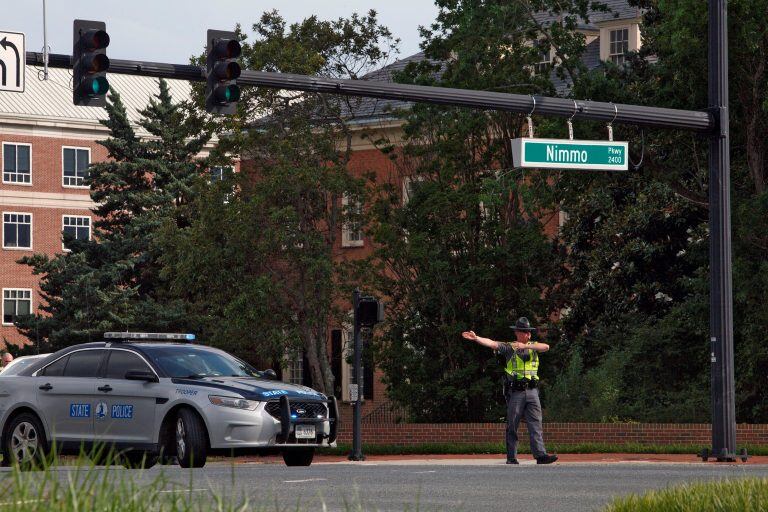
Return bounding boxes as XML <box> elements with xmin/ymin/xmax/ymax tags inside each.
<box><xmin>16</xmin><ymin>80</ymin><xmax>211</xmax><ymax>350</ymax></box>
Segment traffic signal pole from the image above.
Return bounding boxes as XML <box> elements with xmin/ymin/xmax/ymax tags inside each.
<box><xmin>25</xmin><ymin>4</ymin><xmax>736</xmax><ymax>458</ymax></box>
<box><xmin>708</xmin><ymin>0</ymin><xmax>737</xmax><ymax>462</ymax></box>
<box><xmin>27</xmin><ymin>51</ymin><xmax>713</xmax><ymax>132</ymax></box>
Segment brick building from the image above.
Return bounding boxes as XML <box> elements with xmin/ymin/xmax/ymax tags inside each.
<box><xmin>0</xmin><ymin>68</ymin><xmax>192</xmax><ymax>345</ymax></box>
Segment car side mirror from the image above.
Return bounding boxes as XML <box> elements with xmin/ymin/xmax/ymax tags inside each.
<box><xmin>261</xmin><ymin>369</ymin><xmax>277</xmax><ymax>380</ymax></box>
<box><xmin>125</xmin><ymin>370</ymin><xmax>159</xmax><ymax>383</ymax></box>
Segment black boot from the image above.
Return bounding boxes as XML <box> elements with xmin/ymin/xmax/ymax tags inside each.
<box><xmin>536</xmin><ymin>454</ymin><xmax>558</xmax><ymax>464</ymax></box>
<box><xmin>506</xmin><ymin>458</ymin><xmax>519</xmax><ymax>464</ymax></box>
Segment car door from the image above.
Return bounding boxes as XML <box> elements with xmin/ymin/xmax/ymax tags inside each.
<box><xmin>94</xmin><ymin>349</ymin><xmax>159</xmax><ymax>444</ymax></box>
<box><xmin>36</xmin><ymin>349</ymin><xmax>105</xmax><ymax>443</ymax></box>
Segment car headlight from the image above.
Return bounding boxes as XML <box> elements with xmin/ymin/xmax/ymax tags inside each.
<box><xmin>208</xmin><ymin>395</ymin><xmax>259</xmax><ymax>411</ymax></box>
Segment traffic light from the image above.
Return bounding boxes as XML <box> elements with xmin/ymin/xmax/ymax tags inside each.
<box><xmin>205</xmin><ymin>30</ymin><xmax>241</xmax><ymax>115</ymax></box>
<box><xmin>357</xmin><ymin>297</ymin><xmax>384</xmax><ymax>327</ymax></box>
<box><xmin>72</xmin><ymin>20</ymin><xmax>110</xmax><ymax>106</ymax></box>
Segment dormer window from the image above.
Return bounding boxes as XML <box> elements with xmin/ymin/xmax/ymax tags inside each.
<box><xmin>609</xmin><ymin>28</ymin><xmax>630</xmax><ymax>65</ymax></box>
<box><xmin>535</xmin><ymin>43</ymin><xmax>552</xmax><ymax>75</ymax></box>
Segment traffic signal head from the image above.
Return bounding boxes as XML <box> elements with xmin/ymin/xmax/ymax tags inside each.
<box><xmin>73</xmin><ymin>20</ymin><xmax>110</xmax><ymax>106</ymax></box>
<box><xmin>206</xmin><ymin>30</ymin><xmax>242</xmax><ymax>115</ymax></box>
<box><xmin>357</xmin><ymin>297</ymin><xmax>385</xmax><ymax>327</ymax></box>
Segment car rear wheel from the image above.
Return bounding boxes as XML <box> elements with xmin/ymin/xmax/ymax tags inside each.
<box><xmin>3</xmin><ymin>412</ymin><xmax>48</xmax><ymax>470</ymax></box>
<box><xmin>283</xmin><ymin>447</ymin><xmax>315</xmax><ymax>466</ymax></box>
<box><xmin>175</xmin><ymin>409</ymin><xmax>207</xmax><ymax>468</ymax></box>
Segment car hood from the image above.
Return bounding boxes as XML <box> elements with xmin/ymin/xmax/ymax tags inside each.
<box><xmin>170</xmin><ymin>376</ymin><xmax>327</xmax><ymax>401</ymax></box>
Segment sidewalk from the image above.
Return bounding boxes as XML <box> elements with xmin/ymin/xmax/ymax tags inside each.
<box><xmin>230</xmin><ymin>453</ymin><xmax>768</xmax><ymax>465</ymax></box>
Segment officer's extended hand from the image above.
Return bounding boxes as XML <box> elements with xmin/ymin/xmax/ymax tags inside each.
<box><xmin>511</xmin><ymin>342</ymin><xmax>528</xmax><ymax>350</ymax></box>
<box><xmin>462</xmin><ymin>331</ymin><xmax>478</xmax><ymax>341</ymax></box>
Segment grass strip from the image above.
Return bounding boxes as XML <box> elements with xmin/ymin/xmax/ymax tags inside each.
<box><xmin>603</xmin><ymin>477</ymin><xmax>768</xmax><ymax>511</ymax></box>
<box><xmin>319</xmin><ymin>442</ymin><xmax>768</xmax><ymax>456</ymax></box>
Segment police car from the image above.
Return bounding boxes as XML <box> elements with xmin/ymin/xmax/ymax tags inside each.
<box><xmin>0</xmin><ymin>333</ymin><xmax>338</xmax><ymax>468</ymax></box>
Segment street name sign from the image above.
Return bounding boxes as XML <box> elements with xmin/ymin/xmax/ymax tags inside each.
<box><xmin>511</xmin><ymin>137</ymin><xmax>628</xmax><ymax>171</ymax></box>
<box><xmin>0</xmin><ymin>30</ymin><xmax>25</xmax><ymax>93</ymax></box>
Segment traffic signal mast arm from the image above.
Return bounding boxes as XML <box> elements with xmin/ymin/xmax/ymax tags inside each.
<box><xmin>26</xmin><ymin>51</ymin><xmax>714</xmax><ymax>133</ymax></box>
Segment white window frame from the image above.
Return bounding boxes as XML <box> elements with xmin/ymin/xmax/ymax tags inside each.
<box><xmin>2</xmin><ymin>142</ymin><xmax>33</xmax><ymax>186</ymax></box>
<box><xmin>61</xmin><ymin>146</ymin><xmax>91</xmax><ymax>189</ymax></box>
<box><xmin>61</xmin><ymin>215</ymin><xmax>92</xmax><ymax>252</ymax></box>
<box><xmin>2</xmin><ymin>211</ymin><xmax>33</xmax><ymax>250</ymax></box>
<box><xmin>282</xmin><ymin>349</ymin><xmax>304</xmax><ymax>386</ymax></box>
<box><xmin>341</xmin><ymin>194</ymin><xmax>364</xmax><ymax>248</ymax></box>
<box><xmin>534</xmin><ymin>41</ymin><xmax>552</xmax><ymax>75</ymax></box>
<box><xmin>608</xmin><ymin>27</ymin><xmax>630</xmax><ymax>65</ymax></box>
<box><xmin>402</xmin><ymin>175</ymin><xmax>428</xmax><ymax>206</ymax></box>
<box><xmin>2</xmin><ymin>288</ymin><xmax>32</xmax><ymax>326</ymax></box>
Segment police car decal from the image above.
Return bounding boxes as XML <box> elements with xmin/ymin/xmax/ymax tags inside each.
<box><xmin>95</xmin><ymin>401</ymin><xmax>108</xmax><ymax>420</ymax></box>
<box><xmin>111</xmin><ymin>404</ymin><xmax>134</xmax><ymax>419</ymax></box>
<box><xmin>262</xmin><ymin>390</ymin><xmax>288</xmax><ymax>397</ymax></box>
<box><xmin>175</xmin><ymin>388</ymin><xmax>199</xmax><ymax>396</ymax></box>
<box><xmin>69</xmin><ymin>404</ymin><xmax>91</xmax><ymax>418</ymax></box>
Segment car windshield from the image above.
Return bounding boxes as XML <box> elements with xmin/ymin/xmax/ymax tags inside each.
<box><xmin>144</xmin><ymin>346</ymin><xmax>260</xmax><ymax>379</ymax></box>
<box><xmin>0</xmin><ymin>357</ymin><xmax>44</xmax><ymax>376</ymax></box>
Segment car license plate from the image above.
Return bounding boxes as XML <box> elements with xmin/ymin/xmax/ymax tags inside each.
<box><xmin>295</xmin><ymin>424</ymin><xmax>316</xmax><ymax>439</ymax></box>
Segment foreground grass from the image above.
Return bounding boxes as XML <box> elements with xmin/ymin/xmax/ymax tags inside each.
<box><xmin>320</xmin><ymin>442</ymin><xmax>768</xmax><ymax>456</ymax></box>
<box><xmin>0</xmin><ymin>456</ymin><xmax>247</xmax><ymax>512</ymax></box>
<box><xmin>604</xmin><ymin>478</ymin><xmax>768</xmax><ymax>512</ymax></box>
<box><xmin>0</xmin><ymin>453</ymin><xmax>432</xmax><ymax>512</ymax></box>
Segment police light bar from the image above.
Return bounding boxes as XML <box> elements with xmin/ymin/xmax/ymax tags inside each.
<box><xmin>103</xmin><ymin>332</ymin><xmax>196</xmax><ymax>342</ymax></box>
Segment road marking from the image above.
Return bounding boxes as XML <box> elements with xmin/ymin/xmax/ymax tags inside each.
<box><xmin>413</xmin><ymin>470</ymin><xmax>437</xmax><ymax>474</ymax></box>
<box><xmin>283</xmin><ymin>478</ymin><xmax>328</xmax><ymax>483</ymax></box>
<box><xmin>158</xmin><ymin>489</ymin><xmax>208</xmax><ymax>494</ymax></box>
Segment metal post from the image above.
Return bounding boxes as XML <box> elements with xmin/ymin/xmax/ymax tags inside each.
<box><xmin>708</xmin><ymin>0</ymin><xmax>737</xmax><ymax>462</ymax></box>
<box><xmin>348</xmin><ymin>289</ymin><xmax>365</xmax><ymax>461</ymax></box>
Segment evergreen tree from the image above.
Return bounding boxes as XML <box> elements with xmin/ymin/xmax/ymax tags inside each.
<box><xmin>16</xmin><ymin>80</ymin><xmax>211</xmax><ymax>350</ymax></box>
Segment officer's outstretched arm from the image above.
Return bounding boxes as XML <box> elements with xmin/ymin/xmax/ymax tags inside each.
<box><xmin>461</xmin><ymin>331</ymin><xmax>500</xmax><ymax>350</ymax></box>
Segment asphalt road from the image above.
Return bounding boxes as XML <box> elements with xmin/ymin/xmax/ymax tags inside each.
<box><xmin>14</xmin><ymin>459</ymin><xmax>767</xmax><ymax>512</ymax></box>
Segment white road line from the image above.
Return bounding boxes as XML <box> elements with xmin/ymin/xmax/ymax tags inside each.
<box><xmin>158</xmin><ymin>488</ymin><xmax>209</xmax><ymax>494</ymax></box>
<box><xmin>283</xmin><ymin>478</ymin><xmax>328</xmax><ymax>483</ymax></box>
<box><xmin>413</xmin><ymin>470</ymin><xmax>437</xmax><ymax>474</ymax></box>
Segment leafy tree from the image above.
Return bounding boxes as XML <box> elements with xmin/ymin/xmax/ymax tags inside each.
<box><xmin>545</xmin><ymin>0</ymin><xmax>768</xmax><ymax>422</ymax></box>
<box><xmin>16</xmin><ymin>80</ymin><xmax>211</xmax><ymax>350</ymax></box>
<box><xmin>362</xmin><ymin>0</ymin><xmax>603</xmax><ymax>422</ymax></box>
<box><xmin>157</xmin><ymin>11</ymin><xmax>397</xmax><ymax>394</ymax></box>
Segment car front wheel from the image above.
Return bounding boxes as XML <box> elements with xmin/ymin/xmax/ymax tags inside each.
<box><xmin>175</xmin><ymin>409</ymin><xmax>207</xmax><ymax>468</ymax></box>
<box><xmin>283</xmin><ymin>447</ymin><xmax>315</xmax><ymax>466</ymax></box>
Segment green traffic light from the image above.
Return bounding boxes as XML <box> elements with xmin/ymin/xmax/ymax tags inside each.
<box><xmin>85</xmin><ymin>76</ymin><xmax>110</xmax><ymax>96</ymax></box>
<box><xmin>226</xmin><ymin>84</ymin><xmax>240</xmax><ymax>102</ymax></box>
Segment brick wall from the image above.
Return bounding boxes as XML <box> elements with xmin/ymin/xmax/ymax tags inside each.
<box><xmin>336</xmin><ymin>422</ymin><xmax>768</xmax><ymax>446</ymax></box>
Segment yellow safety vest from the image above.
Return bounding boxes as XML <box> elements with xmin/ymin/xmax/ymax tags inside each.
<box><xmin>504</xmin><ymin>343</ymin><xmax>539</xmax><ymax>381</ymax></box>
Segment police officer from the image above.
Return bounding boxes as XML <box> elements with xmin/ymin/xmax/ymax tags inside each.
<box><xmin>462</xmin><ymin>317</ymin><xmax>558</xmax><ymax>465</ymax></box>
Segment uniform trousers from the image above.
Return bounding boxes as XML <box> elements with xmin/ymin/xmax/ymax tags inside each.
<box><xmin>505</xmin><ymin>387</ymin><xmax>547</xmax><ymax>459</ymax></box>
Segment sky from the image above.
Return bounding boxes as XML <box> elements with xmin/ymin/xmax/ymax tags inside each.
<box><xmin>2</xmin><ymin>1</ymin><xmax>438</xmax><ymax>65</ymax></box>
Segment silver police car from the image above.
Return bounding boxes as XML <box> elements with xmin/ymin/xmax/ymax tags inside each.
<box><xmin>0</xmin><ymin>333</ymin><xmax>339</xmax><ymax>468</ymax></box>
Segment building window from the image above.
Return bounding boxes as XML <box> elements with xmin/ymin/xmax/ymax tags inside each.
<box><xmin>62</xmin><ymin>216</ymin><xmax>91</xmax><ymax>250</ymax></box>
<box><xmin>209</xmin><ymin>166</ymin><xmax>233</xmax><ymax>182</ymax></box>
<box><xmin>283</xmin><ymin>350</ymin><xmax>304</xmax><ymax>385</ymax></box>
<box><xmin>62</xmin><ymin>147</ymin><xmax>90</xmax><ymax>187</ymax></box>
<box><xmin>534</xmin><ymin>42</ymin><xmax>552</xmax><ymax>75</ymax></box>
<box><xmin>341</xmin><ymin>194</ymin><xmax>364</xmax><ymax>248</ymax></box>
<box><xmin>609</xmin><ymin>28</ymin><xmax>629</xmax><ymax>65</ymax></box>
<box><xmin>2</xmin><ymin>212</ymin><xmax>32</xmax><ymax>249</ymax></box>
<box><xmin>2</xmin><ymin>143</ymin><xmax>32</xmax><ymax>184</ymax></box>
<box><xmin>2</xmin><ymin>289</ymin><xmax>32</xmax><ymax>325</ymax></box>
